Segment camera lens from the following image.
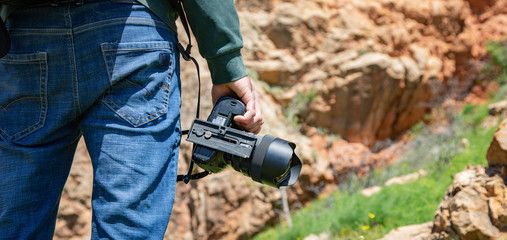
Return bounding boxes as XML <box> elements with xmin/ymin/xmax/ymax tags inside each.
<box><xmin>250</xmin><ymin>135</ymin><xmax>302</xmax><ymax>188</ymax></box>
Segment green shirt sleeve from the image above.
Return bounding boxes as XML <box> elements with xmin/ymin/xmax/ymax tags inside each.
<box><xmin>182</xmin><ymin>0</ymin><xmax>247</xmax><ymax>85</ymax></box>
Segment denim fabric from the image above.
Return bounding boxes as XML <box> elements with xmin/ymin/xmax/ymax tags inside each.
<box><xmin>0</xmin><ymin>1</ymin><xmax>181</xmax><ymax>239</ymax></box>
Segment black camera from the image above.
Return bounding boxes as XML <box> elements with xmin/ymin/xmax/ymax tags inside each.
<box><xmin>186</xmin><ymin>97</ymin><xmax>302</xmax><ymax>188</ymax></box>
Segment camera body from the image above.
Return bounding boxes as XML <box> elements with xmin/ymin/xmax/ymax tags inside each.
<box><xmin>186</xmin><ymin>97</ymin><xmax>301</xmax><ymax>188</ymax></box>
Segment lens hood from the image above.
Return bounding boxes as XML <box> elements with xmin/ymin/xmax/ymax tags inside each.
<box><xmin>251</xmin><ymin>135</ymin><xmax>302</xmax><ymax>188</ymax></box>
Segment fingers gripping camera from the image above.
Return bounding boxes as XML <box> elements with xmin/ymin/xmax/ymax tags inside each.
<box><xmin>186</xmin><ymin>97</ymin><xmax>302</xmax><ymax>188</ymax></box>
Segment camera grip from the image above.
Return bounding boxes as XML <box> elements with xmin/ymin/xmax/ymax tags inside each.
<box><xmin>208</xmin><ymin>96</ymin><xmax>246</xmax><ymax>127</ymax></box>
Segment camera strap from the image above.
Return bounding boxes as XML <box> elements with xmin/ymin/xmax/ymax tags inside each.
<box><xmin>175</xmin><ymin>0</ymin><xmax>209</xmax><ymax>184</ymax></box>
<box><xmin>175</xmin><ymin>0</ymin><xmax>200</xmax><ymax>121</ymax></box>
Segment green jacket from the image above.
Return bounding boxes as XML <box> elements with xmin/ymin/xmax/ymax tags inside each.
<box><xmin>1</xmin><ymin>0</ymin><xmax>247</xmax><ymax>84</ymax></box>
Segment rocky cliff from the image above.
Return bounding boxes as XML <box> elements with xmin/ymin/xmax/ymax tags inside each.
<box><xmin>54</xmin><ymin>0</ymin><xmax>507</xmax><ymax>239</ymax></box>
<box><xmin>239</xmin><ymin>0</ymin><xmax>506</xmax><ymax>147</ymax></box>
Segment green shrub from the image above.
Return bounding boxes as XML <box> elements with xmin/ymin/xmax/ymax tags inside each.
<box><xmin>483</xmin><ymin>41</ymin><xmax>507</xmax><ymax>84</ymax></box>
<box><xmin>284</xmin><ymin>90</ymin><xmax>317</xmax><ymax>127</ymax></box>
<box><xmin>486</xmin><ymin>41</ymin><xmax>507</xmax><ymax>70</ymax></box>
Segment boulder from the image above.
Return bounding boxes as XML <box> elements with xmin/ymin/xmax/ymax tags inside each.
<box><xmin>488</xmin><ymin>100</ymin><xmax>507</xmax><ymax>116</ymax></box>
<box><xmin>380</xmin><ymin>222</ymin><xmax>433</xmax><ymax>240</ymax></box>
<box><xmin>487</xmin><ymin>119</ymin><xmax>507</xmax><ymax>168</ymax></box>
<box><xmin>303</xmin><ymin>232</ymin><xmax>330</xmax><ymax>240</ymax></box>
<box><xmin>431</xmin><ymin>165</ymin><xmax>507</xmax><ymax>240</ymax></box>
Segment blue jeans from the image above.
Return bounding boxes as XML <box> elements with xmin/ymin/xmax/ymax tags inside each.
<box><xmin>0</xmin><ymin>1</ymin><xmax>181</xmax><ymax>239</ymax></box>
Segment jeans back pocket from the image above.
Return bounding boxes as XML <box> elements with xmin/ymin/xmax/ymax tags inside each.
<box><xmin>0</xmin><ymin>52</ymin><xmax>48</xmax><ymax>141</ymax></box>
<box><xmin>101</xmin><ymin>41</ymin><xmax>174</xmax><ymax>127</ymax></box>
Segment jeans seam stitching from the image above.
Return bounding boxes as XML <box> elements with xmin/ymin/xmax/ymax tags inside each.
<box><xmin>9</xmin><ymin>32</ymin><xmax>69</xmax><ymax>36</ymax></box>
<box><xmin>110</xmin><ymin>51</ymin><xmax>116</xmax><ymax>87</ymax></box>
<box><xmin>65</xmin><ymin>5</ymin><xmax>82</xmax><ymax>116</ymax></box>
<box><xmin>102</xmin><ymin>46</ymin><xmax>172</xmax><ymax>52</ymax></box>
<box><xmin>0</xmin><ymin>59</ymin><xmax>41</xmax><ymax>62</ymax></box>
<box><xmin>70</xmin><ymin>39</ymin><xmax>82</xmax><ymax>116</ymax></box>
<box><xmin>107</xmin><ymin>96</ymin><xmax>168</xmax><ymax>124</ymax></box>
<box><xmin>100</xmin><ymin>44</ymin><xmax>113</xmax><ymax>87</ymax></box>
<box><xmin>73</xmin><ymin>18</ymin><xmax>170</xmax><ymax>34</ymax></box>
<box><xmin>73</xmin><ymin>17</ymin><xmax>150</xmax><ymax>30</ymax></box>
<box><xmin>1</xmin><ymin>97</ymin><xmax>41</xmax><ymax>110</ymax></box>
<box><xmin>126</xmin><ymin>79</ymin><xmax>151</xmax><ymax>97</ymax></box>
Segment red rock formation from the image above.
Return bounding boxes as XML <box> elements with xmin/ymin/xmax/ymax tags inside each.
<box><xmin>241</xmin><ymin>0</ymin><xmax>506</xmax><ymax>146</ymax></box>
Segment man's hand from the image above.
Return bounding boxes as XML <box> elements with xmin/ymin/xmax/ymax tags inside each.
<box><xmin>211</xmin><ymin>76</ymin><xmax>264</xmax><ymax>134</ymax></box>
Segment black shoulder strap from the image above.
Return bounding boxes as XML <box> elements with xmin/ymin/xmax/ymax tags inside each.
<box><xmin>175</xmin><ymin>0</ymin><xmax>200</xmax><ymax>120</ymax></box>
<box><xmin>175</xmin><ymin>0</ymin><xmax>209</xmax><ymax>183</ymax></box>
<box><xmin>175</xmin><ymin>0</ymin><xmax>192</xmax><ymax>61</ymax></box>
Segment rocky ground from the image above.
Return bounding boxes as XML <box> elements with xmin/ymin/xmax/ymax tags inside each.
<box><xmin>54</xmin><ymin>0</ymin><xmax>506</xmax><ymax>239</ymax></box>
